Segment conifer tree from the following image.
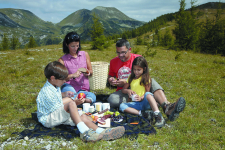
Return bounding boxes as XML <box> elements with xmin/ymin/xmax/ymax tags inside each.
<box><xmin>173</xmin><ymin>0</ymin><xmax>198</xmax><ymax>50</ymax></box>
<box><xmin>1</xmin><ymin>33</ymin><xmax>9</xmax><ymax>50</ymax></box>
<box><xmin>26</xmin><ymin>36</ymin><xmax>37</xmax><ymax>48</ymax></box>
<box><xmin>163</xmin><ymin>28</ymin><xmax>174</xmax><ymax>48</ymax></box>
<box><xmin>90</xmin><ymin>13</ymin><xmax>106</xmax><ymax>50</ymax></box>
<box><xmin>11</xmin><ymin>35</ymin><xmax>20</xmax><ymax>50</ymax></box>
<box><xmin>136</xmin><ymin>36</ymin><xmax>143</xmax><ymax>45</ymax></box>
<box><xmin>199</xmin><ymin>2</ymin><xmax>225</xmax><ymax>55</ymax></box>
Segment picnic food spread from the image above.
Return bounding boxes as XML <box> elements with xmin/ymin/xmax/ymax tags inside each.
<box><xmin>84</xmin><ymin>105</ymin><xmax>124</xmax><ymax>127</ymax></box>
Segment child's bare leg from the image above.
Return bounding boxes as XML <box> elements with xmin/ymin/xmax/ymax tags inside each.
<box><xmin>146</xmin><ymin>94</ymin><xmax>160</xmax><ymax>112</ymax></box>
<box><xmin>64</xmin><ymin>101</ymin><xmax>98</xmax><ymax>130</ymax></box>
<box><xmin>124</xmin><ymin>107</ymin><xmax>139</xmax><ymax>115</ymax></box>
<box><xmin>64</xmin><ymin>101</ymin><xmax>82</xmax><ymax>124</ymax></box>
<box><xmin>80</xmin><ymin>115</ymin><xmax>98</xmax><ymax>130</ymax></box>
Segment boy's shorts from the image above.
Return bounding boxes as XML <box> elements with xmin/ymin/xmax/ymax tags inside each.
<box><xmin>44</xmin><ymin>106</ymin><xmax>76</xmax><ymax>128</ymax></box>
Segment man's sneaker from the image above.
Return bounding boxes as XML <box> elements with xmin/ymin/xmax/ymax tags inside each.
<box><xmin>80</xmin><ymin>129</ymin><xmax>103</xmax><ymax>142</ymax></box>
<box><xmin>164</xmin><ymin>97</ymin><xmax>186</xmax><ymax>121</ymax></box>
<box><xmin>154</xmin><ymin>112</ymin><xmax>165</xmax><ymax>128</ymax></box>
<box><xmin>140</xmin><ymin>110</ymin><xmax>154</xmax><ymax>124</ymax></box>
<box><xmin>100</xmin><ymin>126</ymin><xmax>125</xmax><ymax>141</ymax></box>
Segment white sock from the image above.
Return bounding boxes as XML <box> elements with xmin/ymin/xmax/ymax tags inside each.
<box><xmin>154</xmin><ymin>110</ymin><xmax>160</xmax><ymax>115</ymax></box>
<box><xmin>77</xmin><ymin>122</ymin><xmax>89</xmax><ymax>134</ymax></box>
<box><xmin>139</xmin><ymin>110</ymin><xmax>142</xmax><ymax>116</ymax></box>
<box><xmin>96</xmin><ymin>127</ymin><xmax>104</xmax><ymax>134</ymax></box>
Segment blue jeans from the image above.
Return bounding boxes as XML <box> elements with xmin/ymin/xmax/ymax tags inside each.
<box><xmin>119</xmin><ymin>92</ymin><xmax>154</xmax><ymax>112</ymax></box>
<box><xmin>61</xmin><ymin>83</ymin><xmax>96</xmax><ymax>103</ymax></box>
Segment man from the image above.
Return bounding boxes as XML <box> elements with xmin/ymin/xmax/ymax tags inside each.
<box><xmin>107</xmin><ymin>39</ymin><xmax>186</xmax><ymax>121</ymax></box>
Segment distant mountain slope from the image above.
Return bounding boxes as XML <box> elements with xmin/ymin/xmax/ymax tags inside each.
<box><xmin>0</xmin><ymin>12</ymin><xmax>23</xmax><ymax>28</ymax></box>
<box><xmin>195</xmin><ymin>2</ymin><xmax>225</xmax><ymax>9</ymax></box>
<box><xmin>57</xmin><ymin>6</ymin><xmax>145</xmax><ymax>40</ymax></box>
<box><xmin>0</xmin><ymin>6</ymin><xmax>145</xmax><ymax>44</ymax></box>
<box><xmin>0</xmin><ymin>2</ymin><xmax>224</xmax><ymax>46</ymax></box>
<box><xmin>0</xmin><ymin>8</ymin><xmax>58</xmax><ymax>32</ymax></box>
<box><xmin>0</xmin><ymin>8</ymin><xmax>60</xmax><ymax>45</ymax></box>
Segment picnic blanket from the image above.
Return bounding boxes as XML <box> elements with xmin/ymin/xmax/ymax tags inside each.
<box><xmin>13</xmin><ymin>95</ymin><xmax>156</xmax><ymax>140</ymax></box>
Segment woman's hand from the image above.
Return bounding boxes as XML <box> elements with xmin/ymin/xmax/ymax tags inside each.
<box><xmin>83</xmin><ymin>69</ymin><xmax>91</xmax><ymax>77</ymax></box>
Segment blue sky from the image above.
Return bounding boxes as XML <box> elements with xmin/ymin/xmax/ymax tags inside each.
<box><xmin>0</xmin><ymin>0</ymin><xmax>221</xmax><ymax>23</ymax></box>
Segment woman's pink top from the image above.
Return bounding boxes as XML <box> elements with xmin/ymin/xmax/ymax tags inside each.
<box><xmin>61</xmin><ymin>51</ymin><xmax>90</xmax><ymax>92</ymax></box>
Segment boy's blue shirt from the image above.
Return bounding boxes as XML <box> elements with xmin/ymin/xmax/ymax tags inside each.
<box><xmin>36</xmin><ymin>80</ymin><xmax>63</xmax><ymax>125</ymax></box>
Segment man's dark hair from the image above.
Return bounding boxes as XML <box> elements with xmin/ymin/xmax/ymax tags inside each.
<box><xmin>44</xmin><ymin>61</ymin><xmax>68</xmax><ymax>80</ymax></box>
<box><xmin>63</xmin><ymin>32</ymin><xmax>81</xmax><ymax>54</ymax></box>
<box><xmin>116</xmin><ymin>39</ymin><xmax>131</xmax><ymax>49</ymax></box>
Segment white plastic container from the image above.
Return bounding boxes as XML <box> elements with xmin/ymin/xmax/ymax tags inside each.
<box><xmin>89</xmin><ymin>106</ymin><xmax>95</xmax><ymax>113</ymax></box>
<box><xmin>131</xmin><ymin>94</ymin><xmax>137</xmax><ymax>101</ymax></box>
<box><xmin>83</xmin><ymin>103</ymin><xmax>90</xmax><ymax>112</ymax></box>
<box><xmin>102</xmin><ymin>103</ymin><xmax>110</xmax><ymax>110</ymax></box>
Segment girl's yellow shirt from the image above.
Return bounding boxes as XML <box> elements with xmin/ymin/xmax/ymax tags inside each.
<box><xmin>128</xmin><ymin>75</ymin><xmax>150</xmax><ymax>97</ymax></box>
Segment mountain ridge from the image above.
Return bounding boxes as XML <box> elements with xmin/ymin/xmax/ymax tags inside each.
<box><xmin>0</xmin><ymin>6</ymin><xmax>145</xmax><ymax>44</ymax></box>
<box><xmin>0</xmin><ymin>2</ymin><xmax>224</xmax><ymax>46</ymax></box>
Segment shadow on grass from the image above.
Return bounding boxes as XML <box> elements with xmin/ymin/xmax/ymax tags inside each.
<box><xmin>20</xmin><ymin>118</ymin><xmax>37</xmax><ymax>127</ymax></box>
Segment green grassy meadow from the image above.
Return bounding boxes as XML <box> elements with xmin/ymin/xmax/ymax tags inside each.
<box><xmin>0</xmin><ymin>42</ymin><xmax>224</xmax><ymax>149</ymax></box>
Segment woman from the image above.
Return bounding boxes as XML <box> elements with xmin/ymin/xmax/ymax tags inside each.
<box><xmin>58</xmin><ymin>32</ymin><xmax>96</xmax><ymax>104</ymax></box>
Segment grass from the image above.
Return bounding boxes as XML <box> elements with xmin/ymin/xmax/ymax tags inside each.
<box><xmin>0</xmin><ymin>42</ymin><xmax>225</xmax><ymax>149</ymax></box>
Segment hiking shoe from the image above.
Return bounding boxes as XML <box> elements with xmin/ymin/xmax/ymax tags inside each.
<box><xmin>141</xmin><ymin>110</ymin><xmax>154</xmax><ymax>124</ymax></box>
<box><xmin>164</xmin><ymin>97</ymin><xmax>186</xmax><ymax>121</ymax></box>
<box><xmin>154</xmin><ymin>112</ymin><xmax>165</xmax><ymax>128</ymax></box>
<box><xmin>100</xmin><ymin>126</ymin><xmax>125</xmax><ymax>141</ymax></box>
<box><xmin>80</xmin><ymin>129</ymin><xmax>103</xmax><ymax>142</ymax></box>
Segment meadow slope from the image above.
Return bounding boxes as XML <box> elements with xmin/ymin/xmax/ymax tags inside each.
<box><xmin>0</xmin><ymin>43</ymin><xmax>224</xmax><ymax>149</ymax></box>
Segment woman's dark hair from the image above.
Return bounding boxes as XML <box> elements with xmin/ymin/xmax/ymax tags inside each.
<box><xmin>63</xmin><ymin>32</ymin><xmax>81</xmax><ymax>54</ymax></box>
<box><xmin>128</xmin><ymin>56</ymin><xmax>151</xmax><ymax>86</ymax></box>
<box><xmin>44</xmin><ymin>61</ymin><xmax>68</xmax><ymax>80</ymax></box>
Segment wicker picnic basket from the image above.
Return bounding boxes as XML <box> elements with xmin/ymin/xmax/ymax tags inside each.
<box><xmin>89</xmin><ymin>61</ymin><xmax>109</xmax><ymax>90</ymax></box>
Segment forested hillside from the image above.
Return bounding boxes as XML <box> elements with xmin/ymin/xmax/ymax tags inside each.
<box><xmin>109</xmin><ymin>1</ymin><xmax>225</xmax><ymax>56</ymax></box>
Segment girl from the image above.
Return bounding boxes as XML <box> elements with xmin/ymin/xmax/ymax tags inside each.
<box><xmin>119</xmin><ymin>56</ymin><xmax>165</xmax><ymax>128</ymax></box>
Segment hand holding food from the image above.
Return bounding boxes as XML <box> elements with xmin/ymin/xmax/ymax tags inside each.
<box><xmin>78</xmin><ymin>68</ymin><xmax>90</xmax><ymax>76</ymax></box>
<box><xmin>78</xmin><ymin>93</ymin><xmax>86</xmax><ymax>99</ymax></box>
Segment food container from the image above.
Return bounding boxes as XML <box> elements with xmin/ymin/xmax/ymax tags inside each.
<box><xmin>89</xmin><ymin>106</ymin><xmax>95</xmax><ymax>113</ymax></box>
<box><xmin>131</xmin><ymin>94</ymin><xmax>137</xmax><ymax>101</ymax></box>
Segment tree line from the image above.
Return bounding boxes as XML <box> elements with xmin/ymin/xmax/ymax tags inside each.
<box><xmin>0</xmin><ymin>34</ymin><xmax>63</xmax><ymax>50</ymax></box>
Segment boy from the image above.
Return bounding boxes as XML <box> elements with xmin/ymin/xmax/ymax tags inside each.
<box><xmin>36</xmin><ymin>61</ymin><xmax>125</xmax><ymax>142</ymax></box>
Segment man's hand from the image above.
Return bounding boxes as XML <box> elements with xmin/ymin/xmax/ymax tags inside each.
<box><xmin>108</xmin><ymin>77</ymin><xmax>116</xmax><ymax>85</ymax></box>
<box><xmin>108</xmin><ymin>77</ymin><xmax>126</xmax><ymax>87</ymax></box>
<box><xmin>116</xmin><ymin>79</ymin><xmax>126</xmax><ymax>87</ymax></box>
